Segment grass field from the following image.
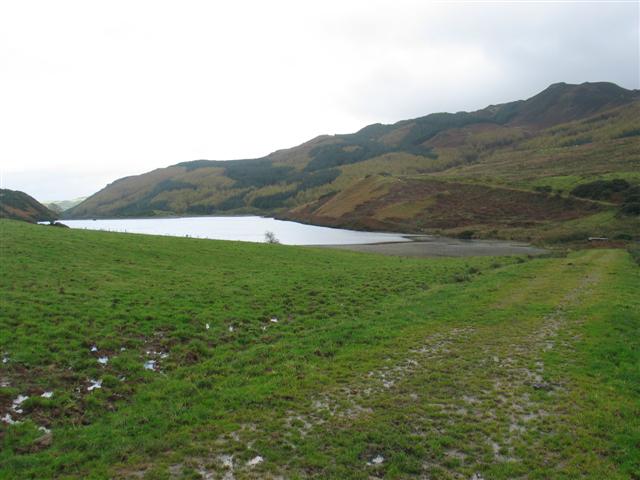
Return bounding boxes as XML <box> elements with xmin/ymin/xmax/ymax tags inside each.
<box><xmin>1</xmin><ymin>220</ymin><xmax>638</xmax><ymax>479</ymax></box>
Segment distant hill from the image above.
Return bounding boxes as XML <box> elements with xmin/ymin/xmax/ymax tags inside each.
<box><xmin>65</xmin><ymin>82</ymin><xmax>640</xmax><ymax>241</ymax></box>
<box><xmin>0</xmin><ymin>189</ymin><xmax>58</xmax><ymax>223</ymax></box>
<box><xmin>45</xmin><ymin>197</ymin><xmax>87</xmax><ymax>213</ymax></box>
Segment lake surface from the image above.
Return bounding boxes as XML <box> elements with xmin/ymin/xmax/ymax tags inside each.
<box><xmin>61</xmin><ymin>216</ymin><xmax>410</xmax><ymax>246</ymax></box>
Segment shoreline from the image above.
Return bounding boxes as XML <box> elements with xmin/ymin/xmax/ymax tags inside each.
<box><xmin>312</xmin><ymin>236</ymin><xmax>548</xmax><ymax>257</ymax></box>
<box><xmin>53</xmin><ymin>217</ymin><xmax>547</xmax><ymax>256</ymax></box>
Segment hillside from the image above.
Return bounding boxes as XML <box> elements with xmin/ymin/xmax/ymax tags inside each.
<box><xmin>1</xmin><ymin>220</ymin><xmax>638</xmax><ymax>478</ymax></box>
<box><xmin>0</xmin><ymin>189</ymin><xmax>57</xmax><ymax>223</ymax></box>
<box><xmin>44</xmin><ymin>197</ymin><xmax>87</xmax><ymax>213</ymax></box>
<box><xmin>65</xmin><ymin>82</ymin><xmax>640</xmax><ymax>241</ymax></box>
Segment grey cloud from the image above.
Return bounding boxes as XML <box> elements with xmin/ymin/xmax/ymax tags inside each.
<box><xmin>336</xmin><ymin>2</ymin><xmax>639</xmax><ymax>122</ymax></box>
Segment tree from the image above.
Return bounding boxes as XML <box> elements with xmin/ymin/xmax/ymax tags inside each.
<box><xmin>264</xmin><ymin>231</ymin><xmax>280</xmax><ymax>244</ymax></box>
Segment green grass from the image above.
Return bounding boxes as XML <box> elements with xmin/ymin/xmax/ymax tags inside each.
<box><xmin>1</xmin><ymin>220</ymin><xmax>638</xmax><ymax>479</ymax></box>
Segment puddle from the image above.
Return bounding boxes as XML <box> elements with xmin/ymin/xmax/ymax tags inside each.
<box><xmin>1</xmin><ymin>413</ymin><xmax>17</xmax><ymax>424</ymax></box>
<box><xmin>246</xmin><ymin>455</ymin><xmax>264</xmax><ymax>467</ymax></box>
<box><xmin>12</xmin><ymin>394</ymin><xmax>29</xmax><ymax>413</ymax></box>
<box><xmin>218</xmin><ymin>454</ymin><xmax>234</xmax><ymax>469</ymax></box>
<box><xmin>88</xmin><ymin>379</ymin><xmax>102</xmax><ymax>391</ymax></box>
<box><xmin>144</xmin><ymin>360</ymin><xmax>156</xmax><ymax>371</ymax></box>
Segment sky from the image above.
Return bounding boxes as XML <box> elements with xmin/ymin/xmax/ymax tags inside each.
<box><xmin>1</xmin><ymin>1</ymin><xmax>638</xmax><ymax>202</ymax></box>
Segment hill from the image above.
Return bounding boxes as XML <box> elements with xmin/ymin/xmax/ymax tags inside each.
<box><xmin>44</xmin><ymin>197</ymin><xmax>87</xmax><ymax>213</ymax></box>
<box><xmin>0</xmin><ymin>189</ymin><xmax>57</xmax><ymax>223</ymax></box>
<box><xmin>1</xmin><ymin>219</ymin><xmax>638</xmax><ymax>478</ymax></box>
<box><xmin>65</xmin><ymin>82</ymin><xmax>640</xmax><ymax>242</ymax></box>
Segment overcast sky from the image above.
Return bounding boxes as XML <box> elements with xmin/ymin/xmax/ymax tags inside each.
<box><xmin>1</xmin><ymin>1</ymin><xmax>638</xmax><ymax>201</ymax></box>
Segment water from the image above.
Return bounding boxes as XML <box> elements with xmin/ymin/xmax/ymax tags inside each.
<box><xmin>60</xmin><ymin>216</ymin><xmax>409</xmax><ymax>246</ymax></box>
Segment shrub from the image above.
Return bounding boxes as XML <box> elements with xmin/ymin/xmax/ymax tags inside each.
<box><xmin>614</xmin><ymin>233</ymin><xmax>634</xmax><ymax>241</ymax></box>
<box><xmin>615</xmin><ymin>128</ymin><xmax>640</xmax><ymax>139</ymax></box>
<box><xmin>620</xmin><ymin>201</ymin><xmax>640</xmax><ymax>216</ymax></box>
<box><xmin>457</xmin><ymin>230</ymin><xmax>475</xmax><ymax>240</ymax></box>
<box><xmin>571</xmin><ymin>179</ymin><xmax>631</xmax><ymax>201</ymax></box>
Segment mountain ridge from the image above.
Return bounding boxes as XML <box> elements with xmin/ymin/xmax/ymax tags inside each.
<box><xmin>65</xmin><ymin>82</ymin><xmax>640</xmax><ymax>242</ymax></box>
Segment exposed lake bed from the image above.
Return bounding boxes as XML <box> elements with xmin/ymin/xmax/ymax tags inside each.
<box><xmin>316</xmin><ymin>236</ymin><xmax>548</xmax><ymax>257</ymax></box>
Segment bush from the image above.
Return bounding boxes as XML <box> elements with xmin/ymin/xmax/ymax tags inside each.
<box><xmin>548</xmin><ymin>231</ymin><xmax>589</xmax><ymax>243</ymax></box>
<box><xmin>571</xmin><ymin>179</ymin><xmax>631</xmax><ymax>201</ymax></box>
<box><xmin>456</xmin><ymin>230</ymin><xmax>475</xmax><ymax>240</ymax></box>
<box><xmin>620</xmin><ymin>201</ymin><xmax>640</xmax><ymax>216</ymax></box>
<box><xmin>615</xmin><ymin>128</ymin><xmax>640</xmax><ymax>139</ymax></box>
<box><xmin>614</xmin><ymin>233</ymin><xmax>634</xmax><ymax>241</ymax></box>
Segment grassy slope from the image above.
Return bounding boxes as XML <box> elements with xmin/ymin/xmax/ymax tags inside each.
<box><xmin>287</xmin><ymin>102</ymin><xmax>640</xmax><ymax>241</ymax></box>
<box><xmin>286</xmin><ymin>175</ymin><xmax>604</xmax><ymax>237</ymax></box>
<box><xmin>439</xmin><ymin>102</ymin><xmax>640</xmax><ymax>189</ymax></box>
<box><xmin>1</xmin><ymin>220</ymin><xmax>638</xmax><ymax>479</ymax></box>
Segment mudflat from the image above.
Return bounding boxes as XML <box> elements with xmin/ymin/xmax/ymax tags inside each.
<box><xmin>315</xmin><ymin>236</ymin><xmax>548</xmax><ymax>257</ymax></box>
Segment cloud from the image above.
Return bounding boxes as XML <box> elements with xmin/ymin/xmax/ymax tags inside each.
<box><xmin>0</xmin><ymin>0</ymin><xmax>638</xmax><ymax>200</ymax></box>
